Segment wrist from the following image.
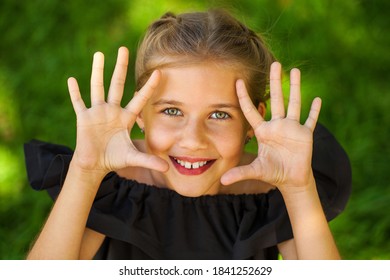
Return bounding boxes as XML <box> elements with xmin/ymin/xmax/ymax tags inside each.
<box><xmin>67</xmin><ymin>160</ymin><xmax>108</xmax><ymax>190</ymax></box>
<box><xmin>278</xmin><ymin>173</ymin><xmax>317</xmax><ymax>198</ymax></box>
<box><xmin>70</xmin><ymin>152</ymin><xmax>109</xmax><ymax>176</ymax></box>
<box><xmin>279</xmin><ymin>175</ymin><xmax>324</xmax><ymax>220</ymax></box>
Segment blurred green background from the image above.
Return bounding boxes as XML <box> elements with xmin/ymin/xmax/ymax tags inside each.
<box><xmin>0</xmin><ymin>0</ymin><xmax>389</xmax><ymax>259</ymax></box>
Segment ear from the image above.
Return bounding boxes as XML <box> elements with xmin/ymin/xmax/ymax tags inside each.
<box><xmin>246</xmin><ymin>102</ymin><xmax>266</xmax><ymax>139</ymax></box>
<box><xmin>258</xmin><ymin>102</ymin><xmax>266</xmax><ymax>118</ymax></box>
<box><xmin>136</xmin><ymin>113</ymin><xmax>145</xmax><ymax>131</ymax></box>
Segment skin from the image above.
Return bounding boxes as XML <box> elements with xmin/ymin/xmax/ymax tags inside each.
<box><xmin>27</xmin><ymin>47</ymin><xmax>340</xmax><ymax>260</ymax></box>
<box><xmin>136</xmin><ymin>63</ymin><xmax>254</xmax><ymax>197</ymax></box>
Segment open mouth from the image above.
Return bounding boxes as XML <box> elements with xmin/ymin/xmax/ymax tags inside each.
<box><xmin>169</xmin><ymin>156</ymin><xmax>216</xmax><ymax>175</ymax></box>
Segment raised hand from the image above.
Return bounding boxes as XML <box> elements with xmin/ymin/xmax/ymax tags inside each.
<box><xmin>68</xmin><ymin>47</ymin><xmax>168</xmax><ymax>174</ymax></box>
<box><xmin>221</xmin><ymin>62</ymin><xmax>321</xmax><ymax>193</ymax></box>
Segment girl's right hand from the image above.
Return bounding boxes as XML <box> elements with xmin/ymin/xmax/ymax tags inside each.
<box><xmin>67</xmin><ymin>47</ymin><xmax>168</xmax><ymax>175</ymax></box>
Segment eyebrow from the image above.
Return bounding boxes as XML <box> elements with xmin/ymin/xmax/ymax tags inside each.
<box><xmin>152</xmin><ymin>99</ymin><xmax>240</xmax><ymax>110</ymax></box>
<box><xmin>210</xmin><ymin>103</ymin><xmax>241</xmax><ymax>110</ymax></box>
<box><xmin>152</xmin><ymin>99</ymin><xmax>184</xmax><ymax>106</ymax></box>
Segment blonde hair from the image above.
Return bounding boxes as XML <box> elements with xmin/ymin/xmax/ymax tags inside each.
<box><xmin>135</xmin><ymin>9</ymin><xmax>275</xmax><ymax>105</ymax></box>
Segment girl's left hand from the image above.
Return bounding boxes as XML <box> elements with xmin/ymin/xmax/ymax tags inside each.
<box><xmin>221</xmin><ymin>62</ymin><xmax>321</xmax><ymax>194</ymax></box>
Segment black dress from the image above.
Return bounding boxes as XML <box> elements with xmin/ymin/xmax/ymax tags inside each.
<box><xmin>24</xmin><ymin>123</ymin><xmax>351</xmax><ymax>259</ymax></box>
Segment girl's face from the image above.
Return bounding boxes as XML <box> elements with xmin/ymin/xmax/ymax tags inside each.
<box><xmin>137</xmin><ymin>63</ymin><xmax>252</xmax><ymax>197</ymax></box>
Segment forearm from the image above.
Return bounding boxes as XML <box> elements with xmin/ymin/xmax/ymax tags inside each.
<box><xmin>27</xmin><ymin>162</ymin><xmax>106</xmax><ymax>259</ymax></box>
<box><xmin>282</xmin><ymin>176</ymin><xmax>340</xmax><ymax>260</ymax></box>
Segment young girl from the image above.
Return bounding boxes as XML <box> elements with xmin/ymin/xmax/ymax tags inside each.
<box><xmin>24</xmin><ymin>9</ymin><xmax>351</xmax><ymax>259</ymax></box>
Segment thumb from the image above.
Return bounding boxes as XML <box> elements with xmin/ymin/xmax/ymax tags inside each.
<box><xmin>126</xmin><ymin>151</ymin><xmax>169</xmax><ymax>173</ymax></box>
<box><xmin>221</xmin><ymin>164</ymin><xmax>262</xmax><ymax>186</ymax></box>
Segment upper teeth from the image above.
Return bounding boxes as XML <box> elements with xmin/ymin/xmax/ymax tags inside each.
<box><xmin>174</xmin><ymin>158</ymin><xmax>208</xmax><ymax>169</ymax></box>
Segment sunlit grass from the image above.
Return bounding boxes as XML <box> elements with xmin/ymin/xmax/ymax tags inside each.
<box><xmin>0</xmin><ymin>146</ymin><xmax>24</xmax><ymax>197</ymax></box>
<box><xmin>0</xmin><ymin>69</ymin><xmax>24</xmax><ymax>198</ymax></box>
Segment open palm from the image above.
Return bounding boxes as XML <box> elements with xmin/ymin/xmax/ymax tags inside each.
<box><xmin>68</xmin><ymin>47</ymin><xmax>168</xmax><ymax>174</ymax></box>
<box><xmin>221</xmin><ymin>62</ymin><xmax>321</xmax><ymax>192</ymax></box>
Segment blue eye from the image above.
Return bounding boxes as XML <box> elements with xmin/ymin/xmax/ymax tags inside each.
<box><xmin>163</xmin><ymin>108</ymin><xmax>183</xmax><ymax>116</ymax></box>
<box><xmin>210</xmin><ymin>111</ymin><xmax>230</xmax><ymax>120</ymax></box>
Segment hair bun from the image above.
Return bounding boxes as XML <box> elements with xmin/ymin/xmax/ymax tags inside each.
<box><xmin>150</xmin><ymin>12</ymin><xmax>178</xmax><ymax>30</ymax></box>
<box><xmin>161</xmin><ymin>12</ymin><xmax>177</xmax><ymax>20</ymax></box>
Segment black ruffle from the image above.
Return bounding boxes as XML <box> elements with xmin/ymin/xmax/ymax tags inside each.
<box><xmin>23</xmin><ymin>123</ymin><xmax>351</xmax><ymax>259</ymax></box>
<box><xmin>311</xmin><ymin>124</ymin><xmax>352</xmax><ymax>220</ymax></box>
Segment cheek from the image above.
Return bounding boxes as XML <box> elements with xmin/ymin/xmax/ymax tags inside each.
<box><xmin>210</xmin><ymin>123</ymin><xmax>246</xmax><ymax>159</ymax></box>
<box><xmin>144</xmin><ymin>119</ymin><xmax>176</xmax><ymax>155</ymax></box>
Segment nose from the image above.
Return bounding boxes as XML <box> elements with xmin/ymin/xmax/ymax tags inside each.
<box><xmin>178</xmin><ymin>118</ymin><xmax>208</xmax><ymax>151</ymax></box>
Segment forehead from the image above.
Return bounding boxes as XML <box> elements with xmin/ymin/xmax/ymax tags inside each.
<box><xmin>154</xmin><ymin>62</ymin><xmax>240</xmax><ymax>103</ymax></box>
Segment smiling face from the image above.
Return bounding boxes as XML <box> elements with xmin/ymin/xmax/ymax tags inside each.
<box><xmin>137</xmin><ymin>62</ymin><xmax>252</xmax><ymax>197</ymax></box>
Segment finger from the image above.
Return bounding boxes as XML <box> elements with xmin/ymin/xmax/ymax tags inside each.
<box><xmin>107</xmin><ymin>47</ymin><xmax>129</xmax><ymax>105</ymax></box>
<box><xmin>90</xmin><ymin>52</ymin><xmax>105</xmax><ymax>106</ymax></box>
<box><xmin>220</xmin><ymin>164</ymin><xmax>262</xmax><ymax>186</ymax></box>
<box><xmin>127</xmin><ymin>151</ymin><xmax>169</xmax><ymax>173</ymax></box>
<box><xmin>269</xmin><ymin>62</ymin><xmax>285</xmax><ymax>119</ymax></box>
<box><xmin>125</xmin><ymin>70</ymin><xmax>161</xmax><ymax>119</ymax></box>
<box><xmin>67</xmin><ymin>77</ymin><xmax>86</xmax><ymax>114</ymax></box>
<box><xmin>236</xmin><ymin>79</ymin><xmax>264</xmax><ymax>131</ymax></box>
<box><xmin>304</xmin><ymin>97</ymin><xmax>322</xmax><ymax>131</ymax></box>
<box><xmin>286</xmin><ymin>68</ymin><xmax>301</xmax><ymax>121</ymax></box>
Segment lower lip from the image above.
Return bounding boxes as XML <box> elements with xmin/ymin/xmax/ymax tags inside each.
<box><xmin>169</xmin><ymin>157</ymin><xmax>215</xmax><ymax>175</ymax></box>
